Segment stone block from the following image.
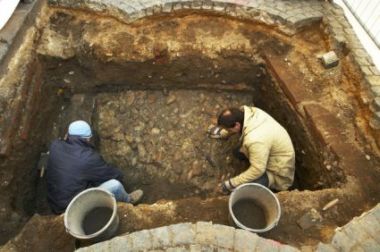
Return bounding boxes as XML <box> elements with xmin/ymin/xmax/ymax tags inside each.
<box><xmin>195</xmin><ymin>221</ymin><xmax>216</xmax><ymax>245</ymax></box>
<box><xmin>169</xmin><ymin>223</ymin><xmax>195</xmax><ymax>246</ymax></box>
<box><xmin>255</xmin><ymin>238</ymin><xmax>281</xmax><ymax>252</ymax></box>
<box><xmin>213</xmin><ymin>224</ymin><xmax>235</xmax><ymax>249</ymax></box>
<box><xmin>366</xmin><ymin>76</ymin><xmax>380</xmax><ymax>87</ymax></box>
<box><xmin>166</xmin><ymin>246</ymin><xmax>187</xmax><ymax>252</ymax></box>
<box><xmin>315</xmin><ymin>243</ymin><xmax>338</xmax><ymax>252</ymax></box>
<box><xmin>331</xmin><ymin>230</ymin><xmax>360</xmax><ymax>251</ymax></box>
<box><xmin>321</xmin><ymin>51</ymin><xmax>339</xmax><ymax>68</ymax></box>
<box><xmin>356</xmin><ymin>56</ymin><xmax>371</xmax><ymax>66</ymax></box>
<box><xmin>0</xmin><ymin>42</ymin><xmax>9</xmax><ymax>64</ymax></box>
<box><xmin>328</xmin><ymin>19</ymin><xmax>342</xmax><ymax>29</ymax></box>
<box><xmin>233</xmin><ymin>229</ymin><xmax>259</xmax><ymax>251</ymax></box>
<box><xmin>360</xmin><ymin>65</ymin><xmax>374</xmax><ymax>76</ymax></box>
<box><xmin>212</xmin><ymin>2</ymin><xmax>226</xmax><ymax>12</ymax></box>
<box><xmin>374</xmin><ymin>111</ymin><xmax>380</xmax><ymax>121</ymax></box>
<box><xmin>342</xmin><ymin>220</ymin><xmax>380</xmax><ymax>250</ymax></box>
<box><xmin>280</xmin><ymin>244</ymin><xmax>300</xmax><ymax>252</ymax></box>
<box><xmin>201</xmin><ymin>0</ymin><xmax>213</xmax><ymax>10</ymax></box>
<box><xmin>353</xmin><ymin>48</ymin><xmax>369</xmax><ymax>58</ymax></box>
<box><xmin>181</xmin><ymin>0</ymin><xmax>192</xmax><ymax>9</ymax></box>
<box><xmin>191</xmin><ymin>0</ymin><xmax>202</xmax><ymax>9</ymax></box>
<box><xmin>333</xmin><ymin>35</ymin><xmax>347</xmax><ymax>48</ymax></box>
<box><xmin>373</xmin><ymin>97</ymin><xmax>380</xmax><ymax>110</ymax></box>
<box><xmin>355</xmin><ymin>238</ymin><xmax>380</xmax><ymax>252</ymax></box>
<box><xmin>128</xmin><ymin>229</ymin><xmax>153</xmax><ymax>251</ymax></box>
<box><xmin>370</xmin><ymin>86</ymin><xmax>380</xmax><ymax>96</ymax></box>
<box><xmin>162</xmin><ymin>0</ymin><xmax>175</xmax><ymax>12</ymax></box>
<box><xmin>371</xmin><ymin>205</ymin><xmax>380</xmax><ymax>219</ymax></box>
<box><xmin>150</xmin><ymin>226</ymin><xmax>171</xmax><ymax>248</ymax></box>
<box><xmin>108</xmin><ymin>235</ymin><xmax>133</xmax><ymax>251</ymax></box>
<box><xmin>128</xmin><ymin>10</ymin><xmax>147</xmax><ymax>21</ymax></box>
<box><xmin>370</xmin><ymin>66</ymin><xmax>380</xmax><ymax>75</ymax></box>
<box><xmin>172</xmin><ymin>2</ymin><xmax>182</xmax><ymax>11</ymax></box>
<box><xmin>189</xmin><ymin>244</ymin><xmax>216</xmax><ymax>251</ymax></box>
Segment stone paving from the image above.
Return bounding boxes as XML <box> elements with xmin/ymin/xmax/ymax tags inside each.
<box><xmin>76</xmin><ymin>221</ymin><xmax>299</xmax><ymax>252</ymax></box>
<box><xmin>77</xmin><ymin>203</ymin><xmax>380</xmax><ymax>251</ymax></box>
<box><xmin>316</xmin><ymin>203</ymin><xmax>380</xmax><ymax>252</ymax></box>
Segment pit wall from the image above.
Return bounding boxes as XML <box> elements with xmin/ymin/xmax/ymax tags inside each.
<box><xmin>0</xmin><ymin>1</ymin><xmax>60</xmax><ymax>244</ymax></box>
<box><xmin>36</xmin><ymin>8</ymin><xmax>343</xmax><ymax>190</ymax></box>
<box><xmin>45</xmin><ymin>0</ymin><xmax>380</xmax><ymax>147</ymax></box>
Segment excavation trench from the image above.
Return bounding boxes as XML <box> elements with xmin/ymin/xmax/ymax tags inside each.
<box><xmin>39</xmin><ymin>57</ymin><xmax>338</xmax><ymax>205</ymax></box>
<box><xmin>3</xmin><ymin>9</ymin><xmax>370</xmax><ymax>248</ymax></box>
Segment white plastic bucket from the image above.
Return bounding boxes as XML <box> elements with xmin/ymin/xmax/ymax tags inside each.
<box><xmin>64</xmin><ymin>188</ymin><xmax>119</xmax><ymax>241</ymax></box>
<box><xmin>229</xmin><ymin>183</ymin><xmax>281</xmax><ymax>233</ymax></box>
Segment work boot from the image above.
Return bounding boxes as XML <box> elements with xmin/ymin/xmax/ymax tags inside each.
<box><xmin>128</xmin><ymin>189</ymin><xmax>143</xmax><ymax>205</ymax></box>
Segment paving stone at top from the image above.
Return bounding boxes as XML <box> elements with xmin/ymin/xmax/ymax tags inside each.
<box><xmin>366</xmin><ymin>76</ymin><xmax>380</xmax><ymax>87</ymax></box>
<box><xmin>316</xmin><ymin>243</ymin><xmax>338</xmax><ymax>252</ymax></box>
<box><xmin>195</xmin><ymin>221</ymin><xmax>216</xmax><ymax>245</ymax></box>
<box><xmin>47</xmin><ymin>0</ymin><xmax>324</xmax><ymax>34</ymax></box>
<box><xmin>150</xmin><ymin>226</ymin><xmax>171</xmax><ymax>248</ymax></box>
<box><xmin>331</xmin><ymin>230</ymin><xmax>361</xmax><ymax>251</ymax></box>
<box><xmin>234</xmin><ymin>229</ymin><xmax>259</xmax><ymax>251</ymax></box>
<box><xmin>128</xmin><ymin>229</ymin><xmax>153</xmax><ymax>251</ymax></box>
<box><xmin>0</xmin><ymin>42</ymin><xmax>9</xmax><ymax>64</ymax></box>
<box><xmin>254</xmin><ymin>238</ymin><xmax>283</xmax><ymax>252</ymax></box>
<box><xmin>213</xmin><ymin>224</ymin><xmax>235</xmax><ymax>249</ymax></box>
<box><xmin>169</xmin><ymin>223</ymin><xmax>195</xmax><ymax>245</ymax></box>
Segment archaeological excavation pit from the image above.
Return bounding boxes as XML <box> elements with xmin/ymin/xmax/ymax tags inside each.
<box><xmin>38</xmin><ymin>16</ymin><xmax>343</xmax><ymax>203</ymax></box>
<box><xmin>1</xmin><ymin>1</ymin><xmax>380</xmax><ymax>250</ymax></box>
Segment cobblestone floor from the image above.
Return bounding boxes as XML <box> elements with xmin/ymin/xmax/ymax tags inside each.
<box><xmin>95</xmin><ymin>90</ymin><xmax>252</xmax><ymax>203</ymax></box>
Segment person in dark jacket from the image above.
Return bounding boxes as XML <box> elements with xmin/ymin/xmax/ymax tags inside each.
<box><xmin>46</xmin><ymin>120</ymin><xmax>143</xmax><ymax>214</ymax></box>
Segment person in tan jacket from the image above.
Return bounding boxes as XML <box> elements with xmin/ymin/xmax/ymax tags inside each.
<box><xmin>217</xmin><ymin>106</ymin><xmax>295</xmax><ymax>193</ymax></box>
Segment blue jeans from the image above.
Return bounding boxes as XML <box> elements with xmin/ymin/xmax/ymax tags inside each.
<box><xmin>98</xmin><ymin>179</ymin><xmax>130</xmax><ymax>202</ymax></box>
<box><xmin>250</xmin><ymin>172</ymin><xmax>269</xmax><ymax>187</ymax></box>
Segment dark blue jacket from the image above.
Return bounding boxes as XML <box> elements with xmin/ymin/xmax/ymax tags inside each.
<box><xmin>46</xmin><ymin>137</ymin><xmax>123</xmax><ymax>214</ymax></box>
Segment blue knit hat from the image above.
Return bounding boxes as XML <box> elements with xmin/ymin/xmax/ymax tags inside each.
<box><xmin>68</xmin><ymin>120</ymin><xmax>92</xmax><ymax>138</ymax></box>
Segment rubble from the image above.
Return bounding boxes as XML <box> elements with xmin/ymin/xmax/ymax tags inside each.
<box><xmin>95</xmin><ymin>90</ymin><xmax>252</xmax><ymax>203</ymax></box>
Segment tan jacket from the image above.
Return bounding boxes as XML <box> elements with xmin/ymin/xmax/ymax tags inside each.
<box><xmin>230</xmin><ymin>106</ymin><xmax>295</xmax><ymax>191</ymax></box>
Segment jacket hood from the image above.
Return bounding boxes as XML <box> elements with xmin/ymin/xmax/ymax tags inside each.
<box><xmin>241</xmin><ymin>106</ymin><xmax>267</xmax><ymax>137</ymax></box>
<box><xmin>66</xmin><ymin>136</ymin><xmax>94</xmax><ymax>148</ymax></box>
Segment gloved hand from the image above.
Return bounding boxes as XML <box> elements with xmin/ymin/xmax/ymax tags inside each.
<box><xmin>221</xmin><ymin>179</ymin><xmax>235</xmax><ymax>194</ymax></box>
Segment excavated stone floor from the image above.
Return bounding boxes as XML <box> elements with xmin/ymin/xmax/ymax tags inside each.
<box><xmin>96</xmin><ymin>90</ymin><xmax>251</xmax><ymax>202</ymax></box>
<box><xmin>1</xmin><ymin>0</ymin><xmax>380</xmax><ymax>251</ymax></box>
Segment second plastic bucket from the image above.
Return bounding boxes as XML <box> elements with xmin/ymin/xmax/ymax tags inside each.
<box><xmin>229</xmin><ymin>183</ymin><xmax>281</xmax><ymax>233</ymax></box>
<box><xmin>64</xmin><ymin>188</ymin><xmax>119</xmax><ymax>242</ymax></box>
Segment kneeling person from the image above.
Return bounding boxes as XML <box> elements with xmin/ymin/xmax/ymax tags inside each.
<box><xmin>217</xmin><ymin>106</ymin><xmax>295</xmax><ymax>193</ymax></box>
<box><xmin>46</xmin><ymin>120</ymin><xmax>143</xmax><ymax>214</ymax></box>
